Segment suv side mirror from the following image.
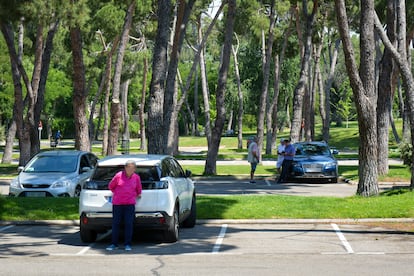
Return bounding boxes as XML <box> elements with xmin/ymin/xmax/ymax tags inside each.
<box><xmin>81</xmin><ymin>167</ymin><xmax>92</xmax><ymax>173</ymax></box>
<box><xmin>17</xmin><ymin>166</ymin><xmax>24</xmax><ymax>173</ymax></box>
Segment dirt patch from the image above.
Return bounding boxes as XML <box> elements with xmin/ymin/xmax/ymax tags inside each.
<box><xmin>356</xmin><ymin>221</ymin><xmax>414</xmax><ymax>233</ymax></box>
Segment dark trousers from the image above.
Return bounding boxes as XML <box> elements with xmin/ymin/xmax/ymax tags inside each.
<box><xmin>279</xmin><ymin>159</ymin><xmax>293</xmax><ymax>182</ymax></box>
<box><xmin>111</xmin><ymin>204</ymin><xmax>135</xmax><ymax>246</ymax></box>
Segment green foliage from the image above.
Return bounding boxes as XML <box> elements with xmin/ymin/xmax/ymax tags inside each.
<box><xmin>127</xmin><ymin>121</ymin><xmax>140</xmax><ymax>138</ymax></box>
<box><xmin>0</xmin><ymin>124</ymin><xmax>5</xmax><ymax>141</ymax></box>
<box><xmin>399</xmin><ymin>141</ymin><xmax>412</xmax><ymax>166</ymax></box>
<box><xmin>49</xmin><ymin>118</ymin><xmax>76</xmax><ymax>139</ymax></box>
<box><xmin>92</xmin><ymin>3</ymin><xmax>125</xmax><ymax>40</ymax></box>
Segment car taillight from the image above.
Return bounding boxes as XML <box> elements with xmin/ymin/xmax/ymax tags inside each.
<box><xmin>82</xmin><ymin>216</ymin><xmax>89</xmax><ymax>225</ymax></box>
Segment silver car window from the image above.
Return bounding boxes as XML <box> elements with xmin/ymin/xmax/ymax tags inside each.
<box><xmin>24</xmin><ymin>155</ymin><xmax>78</xmax><ymax>173</ymax></box>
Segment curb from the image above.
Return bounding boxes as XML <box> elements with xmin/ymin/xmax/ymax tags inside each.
<box><xmin>1</xmin><ymin>218</ymin><xmax>413</xmax><ymax>227</ymax></box>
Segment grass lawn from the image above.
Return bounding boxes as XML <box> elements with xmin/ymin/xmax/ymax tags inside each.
<box><xmin>1</xmin><ymin>189</ymin><xmax>413</xmax><ymax>222</ymax></box>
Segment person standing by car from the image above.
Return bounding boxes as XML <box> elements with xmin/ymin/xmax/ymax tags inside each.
<box><xmin>276</xmin><ymin>138</ymin><xmax>286</xmax><ymax>174</ymax></box>
<box><xmin>106</xmin><ymin>160</ymin><xmax>142</xmax><ymax>251</ymax></box>
<box><xmin>247</xmin><ymin>136</ymin><xmax>260</xmax><ymax>183</ymax></box>
<box><xmin>277</xmin><ymin>138</ymin><xmax>295</xmax><ymax>183</ymax></box>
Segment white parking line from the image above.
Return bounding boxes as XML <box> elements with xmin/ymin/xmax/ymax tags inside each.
<box><xmin>265</xmin><ymin>180</ymin><xmax>271</xmax><ymax>186</ymax></box>
<box><xmin>0</xmin><ymin>225</ymin><xmax>14</xmax><ymax>232</ymax></box>
<box><xmin>75</xmin><ymin>230</ymin><xmax>112</xmax><ymax>255</ymax></box>
<box><xmin>331</xmin><ymin>223</ymin><xmax>354</xmax><ymax>254</ymax></box>
<box><xmin>212</xmin><ymin>224</ymin><xmax>228</xmax><ymax>254</ymax></box>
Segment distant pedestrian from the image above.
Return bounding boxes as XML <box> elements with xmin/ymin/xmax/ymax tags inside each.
<box><xmin>247</xmin><ymin>136</ymin><xmax>260</xmax><ymax>183</ymax></box>
<box><xmin>55</xmin><ymin>130</ymin><xmax>62</xmax><ymax>145</ymax></box>
<box><xmin>106</xmin><ymin>160</ymin><xmax>142</xmax><ymax>251</ymax></box>
<box><xmin>276</xmin><ymin>138</ymin><xmax>286</xmax><ymax>174</ymax></box>
<box><xmin>277</xmin><ymin>138</ymin><xmax>295</xmax><ymax>183</ymax></box>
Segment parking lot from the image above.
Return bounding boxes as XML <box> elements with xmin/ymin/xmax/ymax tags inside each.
<box><xmin>1</xmin><ymin>222</ymin><xmax>413</xmax><ymax>275</ymax></box>
<box><xmin>1</xmin><ymin>176</ymin><xmax>412</xmax><ymax>275</ymax></box>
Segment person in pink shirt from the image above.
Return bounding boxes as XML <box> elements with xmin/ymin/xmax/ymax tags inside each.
<box><xmin>106</xmin><ymin>160</ymin><xmax>142</xmax><ymax>251</ymax></box>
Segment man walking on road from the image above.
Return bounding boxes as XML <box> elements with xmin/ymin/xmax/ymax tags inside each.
<box><xmin>277</xmin><ymin>138</ymin><xmax>295</xmax><ymax>183</ymax></box>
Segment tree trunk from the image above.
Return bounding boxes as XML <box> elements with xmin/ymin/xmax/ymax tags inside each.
<box><xmin>377</xmin><ymin>0</ymin><xmax>396</xmax><ymax>175</ymax></box>
<box><xmin>107</xmin><ymin>0</ymin><xmax>135</xmax><ymax>155</ymax></box>
<box><xmin>164</xmin><ymin>0</ymin><xmax>196</xmax><ymax>155</ymax></box>
<box><xmin>335</xmin><ymin>0</ymin><xmax>379</xmax><ymax>196</ymax></box>
<box><xmin>140</xmin><ymin>56</ymin><xmax>148</xmax><ymax>151</ymax></box>
<box><xmin>374</xmin><ymin>1</ymin><xmax>414</xmax><ymax>188</ymax></box>
<box><xmin>148</xmin><ymin>0</ymin><xmax>170</xmax><ymax>154</ymax></box>
<box><xmin>70</xmin><ymin>26</ymin><xmax>90</xmax><ymax>151</ymax></box>
<box><xmin>1</xmin><ymin>20</ymin><xmax>23</xmax><ymax>164</ymax></box>
<box><xmin>1</xmin><ymin>21</ymin><xmax>34</xmax><ymax>165</ymax></box>
<box><xmin>204</xmin><ymin>0</ymin><xmax>236</xmax><ymax>175</ymax></box>
<box><xmin>102</xmin><ymin>75</ymin><xmax>111</xmax><ymax>156</ymax></box>
<box><xmin>199</xmin><ymin>34</ymin><xmax>212</xmax><ymax>147</ymax></box>
<box><xmin>36</xmin><ymin>20</ymin><xmax>59</xmax><ymax>148</ymax></box>
<box><xmin>267</xmin><ymin>18</ymin><xmax>293</xmax><ymax>153</ymax></box>
<box><xmin>90</xmin><ymin>36</ymin><xmax>119</xmax><ymax>144</ymax></box>
<box><xmin>321</xmin><ymin>38</ymin><xmax>341</xmax><ymax>142</ymax></box>
<box><xmin>257</xmin><ymin>0</ymin><xmax>276</xmax><ymax>154</ymax></box>
<box><xmin>309</xmin><ymin>33</ymin><xmax>325</xmax><ymax>141</ymax></box>
<box><xmin>290</xmin><ymin>0</ymin><xmax>318</xmax><ymax>142</ymax></box>
<box><xmin>232</xmin><ymin>42</ymin><xmax>244</xmax><ymax>149</ymax></box>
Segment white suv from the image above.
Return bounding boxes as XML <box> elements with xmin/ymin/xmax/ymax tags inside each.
<box><xmin>79</xmin><ymin>155</ymin><xmax>196</xmax><ymax>243</ymax></box>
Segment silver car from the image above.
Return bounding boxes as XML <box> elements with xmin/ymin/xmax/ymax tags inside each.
<box><xmin>9</xmin><ymin>150</ymin><xmax>98</xmax><ymax>197</ymax></box>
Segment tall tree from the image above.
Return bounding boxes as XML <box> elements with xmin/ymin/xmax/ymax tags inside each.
<box><xmin>204</xmin><ymin>0</ymin><xmax>236</xmax><ymax>175</ymax></box>
<box><xmin>374</xmin><ymin>1</ymin><xmax>414</xmax><ymax>189</ymax></box>
<box><xmin>290</xmin><ymin>0</ymin><xmax>318</xmax><ymax>142</ymax></box>
<box><xmin>148</xmin><ymin>0</ymin><xmax>171</xmax><ymax>154</ymax></box>
<box><xmin>335</xmin><ymin>0</ymin><xmax>379</xmax><ymax>196</ymax></box>
<box><xmin>68</xmin><ymin>0</ymin><xmax>90</xmax><ymax>151</ymax></box>
<box><xmin>257</xmin><ymin>0</ymin><xmax>276</xmax><ymax>155</ymax></box>
<box><xmin>163</xmin><ymin>0</ymin><xmax>196</xmax><ymax>155</ymax></box>
<box><xmin>107</xmin><ymin>0</ymin><xmax>136</xmax><ymax>155</ymax></box>
<box><xmin>377</xmin><ymin>0</ymin><xmax>396</xmax><ymax>175</ymax></box>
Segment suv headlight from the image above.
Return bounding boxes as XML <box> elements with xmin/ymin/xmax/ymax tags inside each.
<box><xmin>10</xmin><ymin>178</ymin><xmax>21</xmax><ymax>188</ymax></box>
<box><xmin>51</xmin><ymin>180</ymin><xmax>71</xmax><ymax>188</ymax></box>
<box><xmin>325</xmin><ymin>162</ymin><xmax>337</xmax><ymax>169</ymax></box>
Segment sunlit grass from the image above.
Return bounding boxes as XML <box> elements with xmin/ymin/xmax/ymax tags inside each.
<box><xmin>1</xmin><ymin>189</ymin><xmax>413</xmax><ymax>221</ymax></box>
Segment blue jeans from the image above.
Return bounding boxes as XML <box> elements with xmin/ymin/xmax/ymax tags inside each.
<box><xmin>111</xmin><ymin>204</ymin><xmax>135</xmax><ymax>246</ymax></box>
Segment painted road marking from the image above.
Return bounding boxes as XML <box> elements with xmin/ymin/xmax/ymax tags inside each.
<box><xmin>75</xmin><ymin>230</ymin><xmax>112</xmax><ymax>255</ymax></box>
<box><xmin>212</xmin><ymin>224</ymin><xmax>228</xmax><ymax>254</ymax></box>
<box><xmin>265</xmin><ymin>180</ymin><xmax>271</xmax><ymax>186</ymax></box>
<box><xmin>331</xmin><ymin>223</ymin><xmax>354</xmax><ymax>254</ymax></box>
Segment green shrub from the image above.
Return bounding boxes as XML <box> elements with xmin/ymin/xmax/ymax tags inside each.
<box><xmin>399</xmin><ymin>141</ymin><xmax>412</xmax><ymax>166</ymax></box>
<box><xmin>0</xmin><ymin>124</ymin><xmax>5</xmax><ymax>141</ymax></box>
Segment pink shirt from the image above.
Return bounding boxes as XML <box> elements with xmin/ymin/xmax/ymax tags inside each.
<box><xmin>108</xmin><ymin>171</ymin><xmax>142</xmax><ymax>205</ymax></box>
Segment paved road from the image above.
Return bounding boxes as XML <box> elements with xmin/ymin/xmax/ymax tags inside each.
<box><xmin>1</xmin><ymin>223</ymin><xmax>413</xmax><ymax>275</ymax></box>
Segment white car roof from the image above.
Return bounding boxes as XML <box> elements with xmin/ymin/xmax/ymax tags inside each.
<box><xmin>97</xmin><ymin>154</ymin><xmax>171</xmax><ymax>167</ymax></box>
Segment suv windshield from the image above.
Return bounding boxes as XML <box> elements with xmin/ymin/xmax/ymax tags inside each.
<box><xmin>24</xmin><ymin>155</ymin><xmax>78</xmax><ymax>173</ymax></box>
<box><xmin>295</xmin><ymin>144</ymin><xmax>331</xmax><ymax>157</ymax></box>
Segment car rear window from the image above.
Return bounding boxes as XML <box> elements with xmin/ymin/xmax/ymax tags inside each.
<box><xmin>89</xmin><ymin>165</ymin><xmax>161</xmax><ymax>190</ymax></box>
